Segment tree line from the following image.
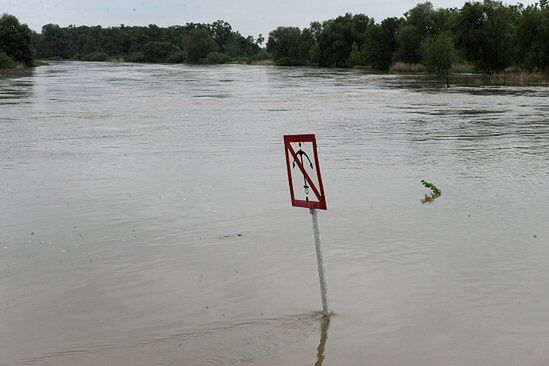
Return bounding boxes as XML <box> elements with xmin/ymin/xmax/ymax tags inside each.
<box><xmin>267</xmin><ymin>0</ymin><xmax>548</xmax><ymax>73</ymax></box>
<box><xmin>1</xmin><ymin>0</ymin><xmax>548</xmax><ymax>74</ymax></box>
<box><xmin>33</xmin><ymin>20</ymin><xmax>266</xmax><ymax>64</ymax></box>
<box><xmin>0</xmin><ymin>17</ymin><xmax>266</xmax><ymax>67</ymax></box>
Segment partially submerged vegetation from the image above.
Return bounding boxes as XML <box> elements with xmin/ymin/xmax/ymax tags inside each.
<box><xmin>421</xmin><ymin>180</ymin><xmax>442</xmax><ymax>195</ymax></box>
<box><xmin>420</xmin><ymin>35</ymin><xmax>456</xmax><ymax>87</ymax></box>
<box><xmin>389</xmin><ymin>62</ymin><xmax>426</xmax><ymax>73</ymax></box>
<box><xmin>1</xmin><ymin>0</ymin><xmax>548</xmax><ymax>84</ymax></box>
<box><xmin>488</xmin><ymin>71</ymin><xmax>549</xmax><ymax>85</ymax></box>
<box><xmin>421</xmin><ymin>179</ymin><xmax>442</xmax><ymax>204</ymax></box>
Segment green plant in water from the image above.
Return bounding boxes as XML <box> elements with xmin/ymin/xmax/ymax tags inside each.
<box><xmin>421</xmin><ymin>179</ymin><xmax>441</xmax><ymax>195</ymax></box>
<box><xmin>421</xmin><ymin>179</ymin><xmax>442</xmax><ymax>204</ymax></box>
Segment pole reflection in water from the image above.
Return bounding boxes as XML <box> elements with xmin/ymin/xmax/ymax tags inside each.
<box><xmin>314</xmin><ymin>315</ymin><xmax>330</xmax><ymax>366</ymax></box>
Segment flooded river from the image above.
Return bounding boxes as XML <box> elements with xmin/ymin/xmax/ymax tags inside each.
<box><xmin>1</xmin><ymin>62</ymin><xmax>548</xmax><ymax>365</ymax></box>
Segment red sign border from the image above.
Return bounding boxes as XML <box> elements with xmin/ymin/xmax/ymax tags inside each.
<box><xmin>284</xmin><ymin>134</ymin><xmax>327</xmax><ymax>210</ymax></box>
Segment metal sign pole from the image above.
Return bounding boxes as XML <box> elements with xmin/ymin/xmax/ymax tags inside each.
<box><xmin>284</xmin><ymin>134</ymin><xmax>330</xmax><ymax>314</ymax></box>
<box><xmin>310</xmin><ymin>208</ymin><xmax>330</xmax><ymax>315</ymax></box>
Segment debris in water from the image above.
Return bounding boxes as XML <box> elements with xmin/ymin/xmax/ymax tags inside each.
<box><xmin>219</xmin><ymin>233</ymin><xmax>244</xmax><ymax>240</ymax></box>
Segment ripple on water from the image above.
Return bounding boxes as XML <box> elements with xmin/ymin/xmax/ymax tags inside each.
<box><xmin>17</xmin><ymin>314</ymin><xmax>322</xmax><ymax>366</ymax></box>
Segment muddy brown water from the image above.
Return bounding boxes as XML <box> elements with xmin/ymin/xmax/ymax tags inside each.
<box><xmin>1</xmin><ymin>62</ymin><xmax>548</xmax><ymax>365</ymax></box>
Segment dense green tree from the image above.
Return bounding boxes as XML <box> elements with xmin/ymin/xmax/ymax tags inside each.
<box><xmin>421</xmin><ymin>34</ymin><xmax>457</xmax><ymax>86</ymax></box>
<box><xmin>347</xmin><ymin>42</ymin><xmax>362</xmax><ymax>67</ymax></box>
<box><xmin>267</xmin><ymin>26</ymin><xmax>306</xmax><ymax>65</ymax></box>
<box><xmin>456</xmin><ymin>0</ymin><xmax>519</xmax><ymax>74</ymax></box>
<box><xmin>298</xmin><ymin>28</ymin><xmax>317</xmax><ymax>64</ymax></box>
<box><xmin>225</xmin><ymin>32</ymin><xmax>261</xmax><ymax>57</ymax></box>
<box><xmin>394</xmin><ymin>3</ymin><xmax>459</xmax><ymax>66</ymax></box>
<box><xmin>394</xmin><ymin>25</ymin><xmax>422</xmax><ymax>63</ymax></box>
<box><xmin>141</xmin><ymin>41</ymin><xmax>180</xmax><ymax>63</ymax></box>
<box><xmin>182</xmin><ymin>28</ymin><xmax>218</xmax><ymax>63</ymax></box>
<box><xmin>317</xmin><ymin>13</ymin><xmax>373</xmax><ymax>67</ymax></box>
<box><xmin>516</xmin><ymin>1</ymin><xmax>549</xmax><ymax>70</ymax></box>
<box><xmin>39</xmin><ymin>24</ymin><xmax>70</xmax><ymax>58</ymax></box>
<box><xmin>0</xmin><ymin>13</ymin><xmax>34</xmax><ymax>66</ymax></box>
<box><xmin>405</xmin><ymin>2</ymin><xmax>459</xmax><ymax>37</ymax></box>
<box><xmin>430</xmin><ymin>7</ymin><xmax>460</xmax><ymax>35</ymax></box>
<box><xmin>208</xmin><ymin>20</ymin><xmax>233</xmax><ymax>53</ymax></box>
<box><xmin>406</xmin><ymin>2</ymin><xmax>436</xmax><ymax>38</ymax></box>
<box><xmin>362</xmin><ymin>17</ymin><xmax>403</xmax><ymax>70</ymax></box>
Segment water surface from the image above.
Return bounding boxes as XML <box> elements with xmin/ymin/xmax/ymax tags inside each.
<box><xmin>1</xmin><ymin>62</ymin><xmax>548</xmax><ymax>365</ymax></box>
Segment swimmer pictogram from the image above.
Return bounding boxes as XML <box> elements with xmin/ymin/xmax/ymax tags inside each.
<box><xmin>283</xmin><ymin>134</ymin><xmax>327</xmax><ymax>210</ymax></box>
<box><xmin>292</xmin><ymin>142</ymin><xmax>314</xmax><ymax>199</ymax></box>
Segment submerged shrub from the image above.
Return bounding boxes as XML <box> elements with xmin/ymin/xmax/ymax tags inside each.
<box><xmin>420</xmin><ymin>35</ymin><xmax>457</xmax><ymax>87</ymax></box>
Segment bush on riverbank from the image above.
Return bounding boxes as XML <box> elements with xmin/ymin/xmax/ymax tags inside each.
<box><xmin>80</xmin><ymin>51</ymin><xmax>109</xmax><ymax>62</ymax></box>
<box><xmin>0</xmin><ymin>13</ymin><xmax>34</xmax><ymax>67</ymax></box>
<box><xmin>203</xmin><ymin>52</ymin><xmax>231</xmax><ymax>64</ymax></box>
<box><xmin>0</xmin><ymin>50</ymin><xmax>15</xmax><ymax>69</ymax></box>
<box><xmin>142</xmin><ymin>41</ymin><xmax>181</xmax><ymax>63</ymax></box>
<box><xmin>166</xmin><ymin>51</ymin><xmax>185</xmax><ymax>64</ymax></box>
<box><xmin>275</xmin><ymin>57</ymin><xmax>305</xmax><ymax>66</ymax></box>
<box><xmin>249</xmin><ymin>50</ymin><xmax>272</xmax><ymax>63</ymax></box>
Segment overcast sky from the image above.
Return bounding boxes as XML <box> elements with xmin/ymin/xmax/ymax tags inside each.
<box><xmin>2</xmin><ymin>0</ymin><xmax>537</xmax><ymax>36</ymax></box>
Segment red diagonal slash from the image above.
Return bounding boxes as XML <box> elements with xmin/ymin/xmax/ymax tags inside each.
<box><xmin>286</xmin><ymin>142</ymin><xmax>323</xmax><ymax>202</ymax></box>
